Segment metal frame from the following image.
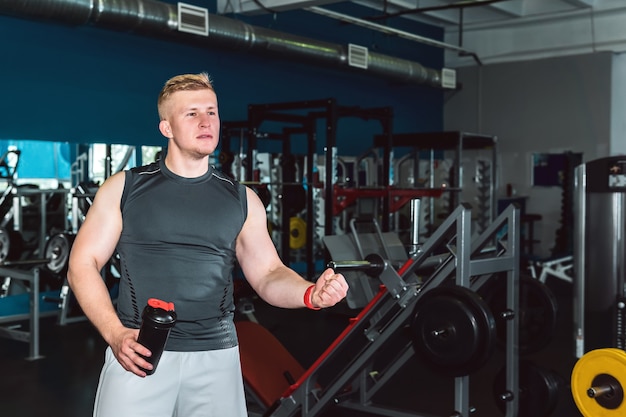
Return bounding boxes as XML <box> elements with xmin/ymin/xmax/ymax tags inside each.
<box><xmin>373</xmin><ymin>131</ymin><xmax>498</xmax><ymax>234</ymax></box>
<box><xmin>261</xmin><ymin>203</ymin><xmax>520</xmax><ymax>417</ymax></box>
<box><xmin>529</xmin><ymin>255</ymin><xmax>573</xmax><ymax>284</ymax></box>
<box><xmin>11</xmin><ymin>187</ymin><xmax>70</xmax><ymax>256</ymax></box>
<box><xmin>221</xmin><ymin>99</ymin><xmax>394</xmax><ymax>276</ymax></box>
<box><xmin>0</xmin><ymin>266</ymin><xmax>49</xmax><ymax>360</ymax></box>
<box><xmin>245</xmin><ymin>98</ymin><xmax>394</xmax><ymax>238</ymax></box>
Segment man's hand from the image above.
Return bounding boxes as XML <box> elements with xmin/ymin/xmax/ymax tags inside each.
<box><xmin>310</xmin><ymin>268</ymin><xmax>349</xmax><ymax>309</ymax></box>
<box><xmin>109</xmin><ymin>327</ymin><xmax>153</xmax><ymax>377</ymax></box>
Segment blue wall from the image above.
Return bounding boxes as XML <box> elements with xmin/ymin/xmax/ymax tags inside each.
<box><xmin>0</xmin><ymin>2</ymin><xmax>444</xmax><ymax>158</ymax></box>
<box><xmin>2</xmin><ymin>141</ymin><xmax>72</xmax><ymax>179</ymax></box>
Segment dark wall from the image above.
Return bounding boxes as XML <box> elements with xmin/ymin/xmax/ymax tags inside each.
<box><xmin>1</xmin><ymin>4</ymin><xmax>444</xmax><ymax>157</ymax></box>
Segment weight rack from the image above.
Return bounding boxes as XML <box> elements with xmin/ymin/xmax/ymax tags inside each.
<box><xmin>263</xmin><ymin>203</ymin><xmax>521</xmax><ymax>417</ymax></box>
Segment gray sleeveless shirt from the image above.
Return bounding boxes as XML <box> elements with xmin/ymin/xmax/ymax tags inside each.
<box><xmin>116</xmin><ymin>159</ymin><xmax>247</xmax><ymax>351</ymax></box>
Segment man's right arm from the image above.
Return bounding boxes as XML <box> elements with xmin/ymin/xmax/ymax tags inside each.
<box><xmin>67</xmin><ymin>171</ymin><xmax>152</xmax><ymax>377</ymax></box>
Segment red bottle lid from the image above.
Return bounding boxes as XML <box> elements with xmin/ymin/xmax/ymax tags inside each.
<box><xmin>147</xmin><ymin>298</ymin><xmax>175</xmax><ymax>312</ymax></box>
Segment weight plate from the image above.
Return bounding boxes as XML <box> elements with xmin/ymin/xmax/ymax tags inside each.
<box><xmin>45</xmin><ymin>232</ymin><xmax>75</xmax><ymax>274</ymax></box>
<box><xmin>411</xmin><ymin>285</ymin><xmax>496</xmax><ymax>376</ymax></box>
<box><xmin>0</xmin><ymin>226</ymin><xmax>23</xmax><ymax>263</ymax></box>
<box><xmin>218</xmin><ymin>150</ymin><xmax>235</xmax><ymax>165</ymax></box>
<box><xmin>493</xmin><ymin>360</ymin><xmax>561</xmax><ymax>417</ymax></box>
<box><xmin>572</xmin><ymin>348</ymin><xmax>626</xmax><ymax>417</ymax></box>
<box><xmin>0</xmin><ymin>226</ymin><xmax>11</xmax><ymax>263</ymax></box>
<box><xmin>289</xmin><ymin>217</ymin><xmax>306</xmax><ymax>250</ymax></box>
<box><xmin>481</xmin><ymin>274</ymin><xmax>558</xmax><ymax>355</ymax></box>
<box><xmin>281</xmin><ymin>184</ymin><xmax>306</xmax><ymax>216</ymax></box>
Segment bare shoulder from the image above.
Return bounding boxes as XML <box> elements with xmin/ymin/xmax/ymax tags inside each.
<box><xmin>239</xmin><ymin>186</ymin><xmax>272</xmax><ymax>241</ymax></box>
<box><xmin>245</xmin><ymin>185</ymin><xmax>265</xmax><ymax>212</ymax></box>
<box><xmin>92</xmin><ymin>171</ymin><xmax>126</xmax><ymax>206</ymax></box>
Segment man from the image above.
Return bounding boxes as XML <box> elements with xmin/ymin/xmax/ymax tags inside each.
<box><xmin>67</xmin><ymin>72</ymin><xmax>349</xmax><ymax>417</ymax></box>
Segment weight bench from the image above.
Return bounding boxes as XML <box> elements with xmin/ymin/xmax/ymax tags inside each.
<box><xmin>235</xmin><ymin>320</ymin><xmax>306</xmax><ymax>414</ymax></box>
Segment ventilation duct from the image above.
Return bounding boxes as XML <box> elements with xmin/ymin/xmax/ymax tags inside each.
<box><xmin>0</xmin><ymin>0</ymin><xmax>445</xmax><ymax>88</ymax></box>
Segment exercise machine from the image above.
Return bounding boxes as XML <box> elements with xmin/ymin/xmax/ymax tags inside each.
<box><xmin>238</xmin><ymin>203</ymin><xmax>521</xmax><ymax>417</ymax></box>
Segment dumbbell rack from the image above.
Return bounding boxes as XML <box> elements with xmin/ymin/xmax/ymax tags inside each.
<box><xmin>265</xmin><ymin>203</ymin><xmax>521</xmax><ymax>417</ymax></box>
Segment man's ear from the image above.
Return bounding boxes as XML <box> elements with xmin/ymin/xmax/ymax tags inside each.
<box><xmin>159</xmin><ymin>120</ymin><xmax>172</xmax><ymax>138</ymax></box>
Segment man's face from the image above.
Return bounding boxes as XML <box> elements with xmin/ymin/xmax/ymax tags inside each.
<box><xmin>160</xmin><ymin>88</ymin><xmax>220</xmax><ymax>158</ymax></box>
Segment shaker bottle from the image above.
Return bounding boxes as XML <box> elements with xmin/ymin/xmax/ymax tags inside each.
<box><xmin>137</xmin><ymin>298</ymin><xmax>176</xmax><ymax>375</ymax></box>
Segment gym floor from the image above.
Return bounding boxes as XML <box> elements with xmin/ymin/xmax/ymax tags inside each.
<box><xmin>0</xmin><ymin>277</ymin><xmax>583</xmax><ymax>417</ymax></box>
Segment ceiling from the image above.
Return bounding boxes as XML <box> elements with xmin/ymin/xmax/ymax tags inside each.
<box><xmin>216</xmin><ymin>0</ymin><xmax>626</xmax><ymax>68</ymax></box>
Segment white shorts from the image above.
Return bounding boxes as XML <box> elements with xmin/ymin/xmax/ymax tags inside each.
<box><xmin>93</xmin><ymin>346</ymin><xmax>247</xmax><ymax>417</ymax></box>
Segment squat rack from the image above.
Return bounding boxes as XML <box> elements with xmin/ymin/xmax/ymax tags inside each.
<box><xmin>221</xmin><ymin>98</ymin><xmax>395</xmax><ymax>277</ymax></box>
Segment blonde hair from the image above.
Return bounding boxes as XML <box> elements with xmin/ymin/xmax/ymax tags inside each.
<box><xmin>157</xmin><ymin>72</ymin><xmax>215</xmax><ymax>120</ymax></box>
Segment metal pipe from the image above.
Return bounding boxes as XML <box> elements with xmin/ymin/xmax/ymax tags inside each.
<box><xmin>0</xmin><ymin>0</ymin><xmax>444</xmax><ymax>88</ymax></box>
<box><xmin>409</xmin><ymin>198</ymin><xmax>421</xmax><ymax>255</ymax></box>
<box><xmin>308</xmin><ymin>6</ymin><xmax>469</xmax><ymax>54</ymax></box>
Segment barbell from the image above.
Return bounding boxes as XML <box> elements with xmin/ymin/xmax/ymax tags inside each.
<box><xmin>0</xmin><ymin>230</ymin><xmax>75</xmax><ymax>276</ymax></box>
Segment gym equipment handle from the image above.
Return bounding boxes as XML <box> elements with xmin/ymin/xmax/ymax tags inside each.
<box><xmin>327</xmin><ymin>254</ymin><xmax>385</xmax><ymax>277</ymax></box>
